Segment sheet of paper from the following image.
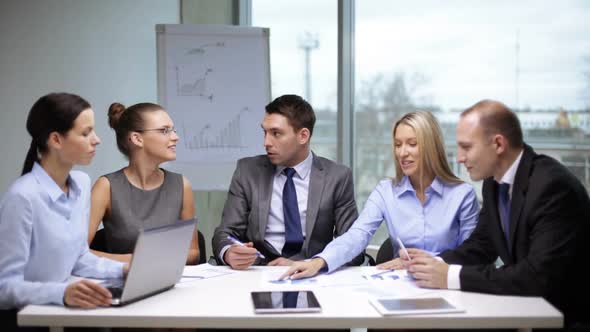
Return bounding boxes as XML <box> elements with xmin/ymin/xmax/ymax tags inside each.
<box><xmin>358</xmin><ymin>267</ymin><xmax>435</xmax><ymax>298</ymax></box>
<box><xmin>259</xmin><ymin>266</ymin><xmax>369</xmax><ymax>289</ymax></box>
<box><xmin>179</xmin><ymin>264</ymin><xmax>235</xmax><ymax>283</ymax></box>
<box><xmin>259</xmin><ymin>267</ymin><xmax>321</xmax><ymax>289</ymax></box>
<box><xmin>226</xmin><ymin>265</ymin><xmax>432</xmax><ymax>298</ymax></box>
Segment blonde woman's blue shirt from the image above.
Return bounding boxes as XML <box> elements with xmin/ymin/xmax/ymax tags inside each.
<box><xmin>317</xmin><ymin>176</ymin><xmax>480</xmax><ymax>272</ymax></box>
<box><xmin>0</xmin><ymin>163</ymin><xmax>124</xmax><ymax>309</ymax></box>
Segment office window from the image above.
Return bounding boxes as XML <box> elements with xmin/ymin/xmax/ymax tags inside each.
<box><xmin>356</xmin><ymin>1</ymin><xmax>590</xmax><ymax>246</ymax></box>
<box><xmin>253</xmin><ymin>1</ymin><xmax>590</xmax><ymax>248</ymax></box>
<box><xmin>252</xmin><ymin>0</ymin><xmax>338</xmax><ymax>160</ymax></box>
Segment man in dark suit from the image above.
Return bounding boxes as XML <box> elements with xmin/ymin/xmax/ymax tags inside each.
<box><xmin>212</xmin><ymin>94</ymin><xmax>363</xmax><ymax>270</ymax></box>
<box><xmin>405</xmin><ymin>100</ymin><xmax>589</xmax><ymax>326</ymax></box>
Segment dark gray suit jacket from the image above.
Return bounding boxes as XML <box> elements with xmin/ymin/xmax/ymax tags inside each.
<box><xmin>212</xmin><ymin>153</ymin><xmax>364</xmax><ymax>265</ymax></box>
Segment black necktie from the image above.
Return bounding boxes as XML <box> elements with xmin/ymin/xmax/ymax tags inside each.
<box><xmin>281</xmin><ymin>167</ymin><xmax>303</xmax><ymax>257</ymax></box>
<box><xmin>497</xmin><ymin>183</ymin><xmax>511</xmax><ymax>251</ymax></box>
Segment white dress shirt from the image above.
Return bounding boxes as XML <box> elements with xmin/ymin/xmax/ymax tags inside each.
<box><xmin>265</xmin><ymin>151</ymin><xmax>312</xmax><ymax>253</ymax></box>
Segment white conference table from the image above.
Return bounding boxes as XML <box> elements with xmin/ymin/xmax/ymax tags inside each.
<box><xmin>18</xmin><ymin>265</ymin><xmax>562</xmax><ymax>331</ymax></box>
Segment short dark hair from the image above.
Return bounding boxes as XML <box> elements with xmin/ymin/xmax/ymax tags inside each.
<box><xmin>107</xmin><ymin>102</ymin><xmax>163</xmax><ymax>157</ymax></box>
<box><xmin>22</xmin><ymin>93</ymin><xmax>91</xmax><ymax>175</ymax></box>
<box><xmin>265</xmin><ymin>94</ymin><xmax>315</xmax><ymax>136</ymax></box>
<box><xmin>462</xmin><ymin>99</ymin><xmax>524</xmax><ymax>148</ymax></box>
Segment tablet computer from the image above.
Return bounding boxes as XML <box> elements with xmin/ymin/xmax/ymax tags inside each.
<box><xmin>369</xmin><ymin>297</ymin><xmax>464</xmax><ymax>316</ymax></box>
<box><xmin>251</xmin><ymin>291</ymin><xmax>322</xmax><ymax>314</ymax></box>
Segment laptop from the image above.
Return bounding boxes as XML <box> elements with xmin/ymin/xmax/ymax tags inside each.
<box><xmin>102</xmin><ymin>218</ymin><xmax>196</xmax><ymax>306</ymax></box>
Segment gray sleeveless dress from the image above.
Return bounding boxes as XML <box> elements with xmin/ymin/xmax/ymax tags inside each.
<box><xmin>102</xmin><ymin>168</ymin><xmax>183</xmax><ymax>254</ymax></box>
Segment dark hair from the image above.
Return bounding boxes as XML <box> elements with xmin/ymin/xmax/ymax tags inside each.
<box><xmin>461</xmin><ymin>99</ymin><xmax>524</xmax><ymax>148</ymax></box>
<box><xmin>22</xmin><ymin>93</ymin><xmax>91</xmax><ymax>175</ymax></box>
<box><xmin>108</xmin><ymin>102</ymin><xmax>164</xmax><ymax>157</ymax></box>
<box><xmin>265</xmin><ymin>94</ymin><xmax>316</xmax><ymax>136</ymax></box>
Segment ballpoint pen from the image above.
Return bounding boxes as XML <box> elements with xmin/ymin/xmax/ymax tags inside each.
<box><xmin>396</xmin><ymin>236</ymin><xmax>416</xmax><ymax>279</ymax></box>
<box><xmin>227</xmin><ymin>235</ymin><xmax>266</xmax><ymax>259</ymax></box>
<box><xmin>396</xmin><ymin>236</ymin><xmax>412</xmax><ymax>262</ymax></box>
<box><xmin>181</xmin><ymin>275</ymin><xmax>205</xmax><ymax>279</ymax></box>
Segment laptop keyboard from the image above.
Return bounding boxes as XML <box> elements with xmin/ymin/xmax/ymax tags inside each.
<box><xmin>101</xmin><ymin>279</ymin><xmax>125</xmax><ymax>299</ymax></box>
<box><xmin>107</xmin><ymin>286</ymin><xmax>123</xmax><ymax>299</ymax></box>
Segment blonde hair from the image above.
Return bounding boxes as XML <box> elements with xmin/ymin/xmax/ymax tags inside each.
<box><xmin>392</xmin><ymin>111</ymin><xmax>462</xmax><ymax>188</ymax></box>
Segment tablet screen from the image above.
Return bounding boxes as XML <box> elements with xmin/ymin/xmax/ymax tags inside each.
<box><xmin>251</xmin><ymin>291</ymin><xmax>321</xmax><ymax>313</ymax></box>
<box><xmin>370</xmin><ymin>297</ymin><xmax>464</xmax><ymax>315</ymax></box>
<box><xmin>381</xmin><ymin>298</ymin><xmax>454</xmax><ymax>310</ymax></box>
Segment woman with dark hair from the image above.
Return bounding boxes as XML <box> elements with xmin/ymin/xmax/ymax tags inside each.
<box><xmin>0</xmin><ymin>93</ymin><xmax>127</xmax><ymax>330</ymax></box>
<box><xmin>88</xmin><ymin>102</ymin><xmax>199</xmax><ymax>264</ymax></box>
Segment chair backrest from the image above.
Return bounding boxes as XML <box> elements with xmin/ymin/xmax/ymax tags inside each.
<box><xmin>363</xmin><ymin>253</ymin><xmax>376</xmax><ymax>266</ymax></box>
<box><xmin>197</xmin><ymin>230</ymin><xmax>207</xmax><ymax>264</ymax></box>
<box><xmin>92</xmin><ymin>227</ymin><xmax>207</xmax><ymax>265</ymax></box>
<box><xmin>376</xmin><ymin>238</ymin><xmax>395</xmax><ymax>264</ymax></box>
<box><xmin>90</xmin><ymin>228</ymin><xmax>107</xmax><ymax>252</ymax></box>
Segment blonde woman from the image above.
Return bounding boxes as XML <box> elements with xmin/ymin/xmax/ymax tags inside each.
<box><xmin>281</xmin><ymin>111</ymin><xmax>479</xmax><ymax>279</ymax></box>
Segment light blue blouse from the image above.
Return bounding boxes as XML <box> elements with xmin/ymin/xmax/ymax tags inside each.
<box><xmin>0</xmin><ymin>163</ymin><xmax>124</xmax><ymax>309</ymax></box>
<box><xmin>318</xmin><ymin>176</ymin><xmax>480</xmax><ymax>272</ymax></box>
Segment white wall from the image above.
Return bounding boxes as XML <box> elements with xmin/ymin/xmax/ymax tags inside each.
<box><xmin>0</xmin><ymin>0</ymin><xmax>180</xmax><ymax>192</ymax></box>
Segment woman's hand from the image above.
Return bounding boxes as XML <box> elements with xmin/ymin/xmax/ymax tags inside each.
<box><xmin>64</xmin><ymin>279</ymin><xmax>112</xmax><ymax>308</ymax></box>
<box><xmin>376</xmin><ymin>257</ymin><xmax>404</xmax><ymax>270</ymax></box>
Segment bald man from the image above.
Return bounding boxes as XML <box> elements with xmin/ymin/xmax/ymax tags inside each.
<box><xmin>404</xmin><ymin>100</ymin><xmax>590</xmax><ymax>327</ymax></box>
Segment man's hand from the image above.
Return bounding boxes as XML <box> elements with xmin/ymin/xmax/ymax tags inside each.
<box><xmin>267</xmin><ymin>257</ymin><xmax>294</xmax><ymax>266</ymax></box>
<box><xmin>279</xmin><ymin>258</ymin><xmax>326</xmax><ymax>280</ymax></box>
<box><xmin>64</xmin><ymin>279</ymin><xmax>112</xmax><ymax>308</ymax></box>
<box><xmin>376</xmin><ymin>258</ymin><xmax>404</xmax><ymax>270</ymax></box>
<box><xmin>408</xmin><ymin>255</ymin><xmax>449</xmax><ymax>289</ymax></box>
<box><xmin>224</xmin><ymin>242</ymin><xmax>258</xmax><ymax>270</ymax></box>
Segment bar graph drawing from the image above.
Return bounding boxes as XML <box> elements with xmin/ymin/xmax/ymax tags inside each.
<box><xmin>182</xmin><ymin>107</ymin><xmax>251</xmax><ymax>150</ymax></box>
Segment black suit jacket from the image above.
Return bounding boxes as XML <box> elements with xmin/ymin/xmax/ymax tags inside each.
<box><xmin>440</xmin><ymin>144</ymin><xmax>590</xmax><ymax>325</ymax></box>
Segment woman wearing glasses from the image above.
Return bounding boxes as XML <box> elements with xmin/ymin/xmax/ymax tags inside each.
<box><xmin>88</xmin><ymin>102</ymin><xmax>199</xmax><ymax>264</ymax></box>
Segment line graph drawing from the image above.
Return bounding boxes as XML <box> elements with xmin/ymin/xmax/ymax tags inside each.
<box><xmin>186</xmin><ymin>41</ymin><xmax>225</xmax><ymax>55</ymax></box>
<box><xmin>176</xmin><ymin>66</ymin><xmax>214</xmax><ymax>101</ymax></box>
<box><xmin>182</xmin><ymin>107</ymin><xmax>252</xmax><ymax>150</ymax></box>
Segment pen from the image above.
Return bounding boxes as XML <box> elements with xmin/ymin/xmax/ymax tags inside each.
<box><xmin>396</xmin><ymin>236</ymin><xmax>412</xmax><ymax>262</ymax></box>
<box><xmin>227</xmin><ymin>236</ymin><xmax>266</xmax><ymax>259</ymax></box>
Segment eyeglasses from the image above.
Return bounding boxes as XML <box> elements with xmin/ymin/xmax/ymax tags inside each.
<box><xmin>136</xmin><ymin>127</ymin><xmax>177</xmax><ymax>136</ymax></box>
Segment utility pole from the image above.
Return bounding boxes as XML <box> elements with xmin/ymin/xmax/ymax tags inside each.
<box><xmin>298</xmin><ymin>32</ymin><xmax>319</xmax><ymax>103</ymax></box>
<box><xmin>514</xmin><ymin>29</ymin><xmax>520</xmax><ymax>111</ymax></box>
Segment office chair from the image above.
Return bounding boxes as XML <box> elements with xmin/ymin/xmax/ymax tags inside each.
<box><xmin>375</xmin><ymin>238</ymin><xmax>395</xmax><ymax>264</ymax></box>
<box><xmin>197</xmin><ymin>230</ymin><xmax>207</xmax><ymax>264</ymax></box>
<box><xmin>92</xmin><ymin>228</ymin><xmax>207</xmax><ymax>265</ymax></box>
<box><xmin>89</xmin><ymin>228</ymin><xmax>107</xmax><ymax>252</ymax></box>
<box><xmin>362</xmin><ymin>252</ymin><xmax>376</xmax><ymax>266</ymax></box>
